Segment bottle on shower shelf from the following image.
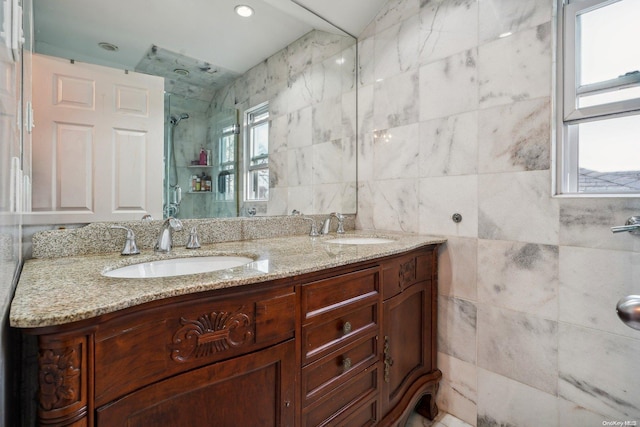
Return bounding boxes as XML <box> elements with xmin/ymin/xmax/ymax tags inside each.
<box><xmin>199</xmin><ymin>147</ymin><xmax>207</xmax><ymax>165</ymax></box>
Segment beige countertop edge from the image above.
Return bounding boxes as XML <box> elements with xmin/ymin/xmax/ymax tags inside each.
<box><xmin>10</xmin><ymin>232</ymin><xmax>446</xmax><ymax>329</ymax></box>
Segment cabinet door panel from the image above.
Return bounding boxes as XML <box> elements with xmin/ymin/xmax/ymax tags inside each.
<box><xmin>97</xmin><ymin>340</ymin><xmax>295</xmax><ymax>427</ymax></box>
<box><xmin>382</xmin><ymin>281</ymin><xmax>433</xmax><ymax>412</ymax></box>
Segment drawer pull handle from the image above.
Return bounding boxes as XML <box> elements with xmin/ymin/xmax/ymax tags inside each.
<box><xmin>343</xmin><ymin>321</ymin><xmax>352</xmax><ymax>335</ymax></box>
<box><xmin>383</xmin><ymin>336</ymin><xmax>394</xmax><ymax>383</ymax></box>
<box><xmin>343</xmin><ymin>357</ymin><xmax>352</xmax><ymax>373</ymax></box>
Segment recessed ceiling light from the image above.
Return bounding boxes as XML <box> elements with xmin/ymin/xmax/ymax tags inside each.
<box><xmin>173</xmin><ymin>68</ymin><xmax>190</xmax><ymax>76</ymax></box>
<box><xmin>98</xmin><ymin>42</ymin><xmax>119</xmax><ymax>52</ymax></box>
<box><xmin>235</xmin><ymin>5</ymin><xmax>254</xmax><ymax>17</ymax></box>
<box><xmin>498</xmin><ymin>32</ymin><xmax>513</xmax><ymax>38</ymax></box>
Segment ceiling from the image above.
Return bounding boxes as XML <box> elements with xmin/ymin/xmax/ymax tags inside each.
<box><xmin>32</xmin><ymin>0</ymin><xmax>387</xmax><ymax>76</ymax></box>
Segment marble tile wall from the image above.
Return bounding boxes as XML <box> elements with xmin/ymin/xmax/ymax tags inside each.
<box><xmin>212</xmin><ymin>30</ymin><xmax>358</xmax><ymax>216</ymax></box>
<box><xmin>358</xmin><ymin>0</ymin><xmax>640</xmax><ymax>425</ymax></box>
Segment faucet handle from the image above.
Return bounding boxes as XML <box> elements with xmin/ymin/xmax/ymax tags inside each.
<box><xmin>611</xmin><ymin>216</ymin><xmax>640</xmax><ymax>235</ymax></box>
<box><xmin>167</xmin><ymin>217</ymin><xmax>183</xmax><ymax>230</ymax></box>
<box><xmin>303</xmin><ymin>218</ymin><xmax>319</xmax><ymax>237</ymax></box>
<box><xmin>186</xmin><ymin>226</ymin><xmax>201</xmax><ymax>249</ymax></box>
<box><xmin>334</xmin><ymin>213</ymin><xmax>345</xmax><ymax>234</ymax></box>
<box><xmin>110</xmin><ymin>226</ymin><xmax>140</xmax><ymax>256</ymax></box>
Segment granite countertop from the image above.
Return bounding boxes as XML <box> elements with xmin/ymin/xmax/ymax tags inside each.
<box><xmin>10</xmin><ymin>231</ymin><xmax>445</xmax><ymax>329</ymax></box>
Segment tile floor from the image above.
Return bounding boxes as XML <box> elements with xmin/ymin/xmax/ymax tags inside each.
<box><xmin>406</xmin><ymin>411</ymin><xmax>473</xmax><ymax>427</ymax></box>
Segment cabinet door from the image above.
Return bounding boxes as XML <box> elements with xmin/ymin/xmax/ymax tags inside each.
<box><xmin>97</xmin><ymin>340</ymin><xmax>295</xmax><ymax>427</ymax></box>
<box><xmin>381</xmin><ymin>281</ymin><xmax>434</xmax><ymax>414</ymax></box>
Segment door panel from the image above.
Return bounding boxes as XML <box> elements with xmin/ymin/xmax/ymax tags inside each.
<box><xmin>30</xmin><ymin>53</ymin><xmax>164</xmax><ymax>222</ymax></box>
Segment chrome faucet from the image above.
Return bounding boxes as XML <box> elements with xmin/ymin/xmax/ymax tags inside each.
<box><xmin>320</xmin><ymin>213</ymin><xmax>345</xmax><ymax>235</ymax></box>
<box><xmin>154</xmin><ymin>217</ymin><xmax>183</xmax><ymax>253</ymax></box>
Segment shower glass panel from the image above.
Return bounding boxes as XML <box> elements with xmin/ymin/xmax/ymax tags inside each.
<box><xmin>163</xmin><ymin>96</ymin><xmax>239</xmax><ymax>219</ymax></box>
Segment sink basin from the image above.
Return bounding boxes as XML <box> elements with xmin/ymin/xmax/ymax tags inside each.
<box><xmin>103</xmin><ymin>255</ymin><xmax>255</xmax><ymax>278</ymax></box>
<box><xmin>326</xmin><ymin>237</ymin><xmax>394</xmax><ymax>245</ymax></box>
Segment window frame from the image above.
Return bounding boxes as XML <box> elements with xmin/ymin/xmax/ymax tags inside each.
<box><xmin>556</xmin><ymin>0</ymin><xmax>640</xmax><ymax>196</ymax></box>
<box><xmin>217</xmin><ymin>124</ymin><xmax>238</xmax><ymax>200</ymax></box>
<box><xmin>243</xmin><ymin>102</ymin><xmax>269</xmax><ymax>202</ymax></box>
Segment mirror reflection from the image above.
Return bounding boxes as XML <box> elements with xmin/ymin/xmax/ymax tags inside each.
<box><xmin>29</xmin><ymin>0</ymin><xmax>357</xmax><ymax>223</ymax></box>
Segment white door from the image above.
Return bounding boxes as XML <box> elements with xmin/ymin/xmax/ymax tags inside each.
<box><xmin>30</xmin><ymin>53</ymin><xmax>164</xmax><ymax>223</ymax></box>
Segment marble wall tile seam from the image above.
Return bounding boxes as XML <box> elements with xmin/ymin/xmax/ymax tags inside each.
<box><xmin>476</xmin><ymin>301</ymin><xmax>560</xmax><ymax>395</ymax></box>
<box><xmin>438</xmin><ymin>294</ymin><xmax>478</xmax><ymax>365</ymax></box>
<box><xmin>477</xmin><ymin>21</ymin><xmax>553</xmax><ymax>111</ymax></box>
<box><xmin>476</xmin><ymin>237</ymin><xmax>559</xmax><ymax>323</ymax></box>
<box><xmin>476</xmin><ymin>274</ymin><xmax>560</xmax><ymax>322</ymax></box>
<box><xmin>476</xmin><ymin>367</ymin><xmax>560</xmax><ymax>427</ymax></box>
<box><xmin>476</xmin><ymin>299</ymin><xmax>560</xmax><ymax>324</ymax></box>
<box><xmin>557</xmin><ymin>322</ymin><xmax>640</xmax><ymax>419</ymax></box>
<box><xmin>558</xmin><ymin>197</ymin><xmax>640</xmax><ymax>253</ymax></box>
<box><xmin>475</xmin><ymin>19</ymin><xmax>554</xmax><ymax>51</ymax></box>
<box><xmin>373</xmin><ymin>0</ymin><xmax>421</xmax><ymax>36</ymax></box>
<box><xmin>418</xmin><ymin>47</ymin><xmax>479</xmax><ymax>123</ymax></box>
<box><xmin>556</xmin><ymin>318</ymin><xmax>640</xmax><ymax>345</ymax></box>
<box><xmin>478</xmin><ymin>366</ymin><xmax>560</xmax><ymax>400</ymax></box>
<box><xmin>476</xmin><ymin>96</ymin><xmax>552</xmax><ymax>174</ymax></box>
<box><xmin>437</xmin><ymin>350</ymin><xmax>479</xmax><ymax>406</ymax></box>
<box><xmin>558</xmin><ymin>241</ymin><xmax>640</xmax><ymax>256</ymax></box>
<box><xmin>476</xmin><ymin>240</ymin><xmax>560</xmax><ymax>322</ymax></box>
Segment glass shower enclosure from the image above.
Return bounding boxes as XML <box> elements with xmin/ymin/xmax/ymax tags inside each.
<box><xmin>163</xmin><ymin>95</ymin><xmax>239</xmax><ymax>219</ymax></box>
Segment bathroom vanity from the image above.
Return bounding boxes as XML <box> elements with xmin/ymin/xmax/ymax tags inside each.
<box><xmin>11</xmin><ymin>231</ymin><xmax>443</xmax><ymax>426</ymax></box>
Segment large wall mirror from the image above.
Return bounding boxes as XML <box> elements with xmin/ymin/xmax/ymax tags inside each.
<box><xmin>27</xmin><ymin>0</ymin><xmax>357</xmax><ymax>223</ymax></box>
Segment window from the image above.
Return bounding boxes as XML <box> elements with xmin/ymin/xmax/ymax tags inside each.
<box><xmin>218</xmin><ymin>124</ymin><xmax>237</xmax><ymax>200</ymax></box>
<box><xmin>558</xmin><ymin>0</ymin><xmax>640</xmax><ymax>195</ymax></box>
<box><xmin>244</xmin><ymin>102</ymin><xmax>269</xmax><ymax>201</ymax></box>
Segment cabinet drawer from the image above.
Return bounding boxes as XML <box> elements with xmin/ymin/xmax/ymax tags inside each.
<box><xmin>301</xmin><ymin>267</ymin><xmax>380</xmax><ymax>324</ymax></box>
<box><xmin>302</xmin><ymin>333</ymin><xmax>378</xmax><ymax>405</ymax></box>
<box><xmin>302</xmin><ymin>365</ymin><xmax>379</xmax><ymax>427</ymax></box>
<box><xmin>301</xmin><ymin>301</ymin><xmax>378</xmax><ymax>364</ymax></box>
<box><xmin>337</xmin><ymin>396</ymin><xmax>379</xmax><ymax>427</ymax></box>
<box><xmin>382</xmin><ymin>248</ymin><xmax>435</xmax><ymax>300</ymax></box>
<box><xmin>94</xmin><ymin>288</ymin><xmax>295</xmax><ymax>406</ymax></box>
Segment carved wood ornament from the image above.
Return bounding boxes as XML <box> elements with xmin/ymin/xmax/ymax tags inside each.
<box><xmin>38</xmin><ymin>347</ymin><xmax>81</xmax><ymax>411</ymax></box>
<box><xmin>398</xmin><ymin>258</ymin><xmax>416</xmax><ymax>288</ymax></box>
<box><xmin>171</xmin><ymin>309</ymin><xmax>254</xmax><ymax>362</ymax></box>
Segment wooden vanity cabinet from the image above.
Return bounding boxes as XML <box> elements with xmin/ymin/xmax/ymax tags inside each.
<box><xmin>296</xmin><ymin>245</ymin><xmax>441</xmax><ymax>427</ymax></box>
<box><xmin>23</xmin><ymin>244</ymin><xmax>441</xmax><ymax>427</ymax></box>
<box><xmin>32</xmin><ymin>284</ymin><xmax>297</xmax><ymax>427</ymax></box>
<box><xmin>380</xmin><ymin>246</ymin><xmax>442</xmax><ymax>425</ymax></box>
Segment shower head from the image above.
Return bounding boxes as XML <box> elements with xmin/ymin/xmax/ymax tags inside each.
<box><xmin>170</xmin><ymin>113</ymin><xmax>190</xmax><ymax>126</ymax></box>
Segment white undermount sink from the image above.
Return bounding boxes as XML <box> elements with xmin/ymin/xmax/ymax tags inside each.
<box><xmin>103</xmin><ymin>255</ymin><xmax>255</xmax><ymax>279</ymax></box>
<box><xmin>326</xmin><ymin>237</ymin><xmax>394</xmax><ymax>245</ymax></box>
